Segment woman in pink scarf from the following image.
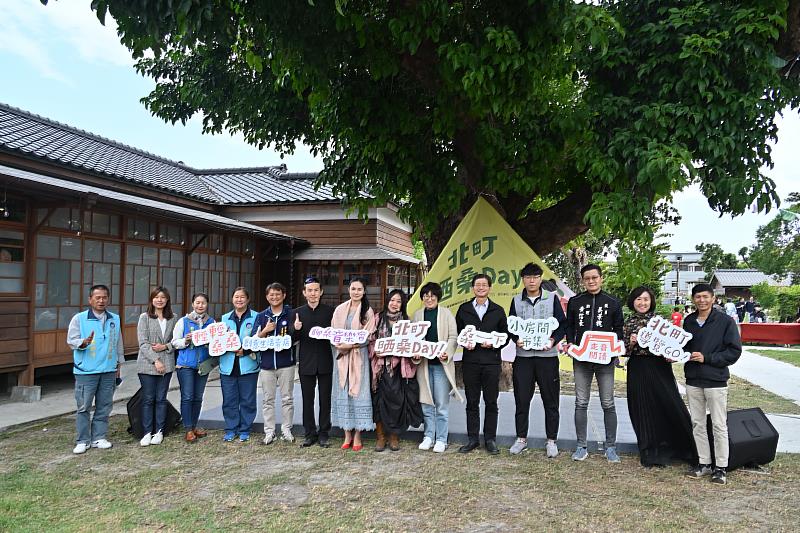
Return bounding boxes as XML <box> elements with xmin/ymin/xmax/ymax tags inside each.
<box><xmin>330</xmin><ymin>278</ymin><xmax>376</xmax><ymax>451</ymax></box>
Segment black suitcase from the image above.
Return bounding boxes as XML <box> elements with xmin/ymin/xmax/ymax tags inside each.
<box><xmin>707</xmin><ymin>407</ymin><xmax>779</xmax><ymax>470</ymax></box>
<box><xmin>126</xmin><ymin>387</ymin><xmax>182</xmax><ymax>439</ymax></box>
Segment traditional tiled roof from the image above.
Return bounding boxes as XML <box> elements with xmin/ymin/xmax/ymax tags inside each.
<box><xmin>197</xmin><ymin>168</ymin><xmax>339</xmax><ymax>204</ymax></box>
<box><xmin>710</xmin><ymin>269</ymin><xmax>792</xmax><ymax>288</ymax></box>
<box><xmin>0</xmin><ymin>102</ymin><xmax>340</xmax><ymax>205</ymax></box>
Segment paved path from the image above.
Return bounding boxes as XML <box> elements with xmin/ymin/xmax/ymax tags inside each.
<box><xmin>732</xmin><ymin>348</ymin><xmax>800</xmax><ymax>406</ymax></box>
<box><xmin>1</xmin><ymin>358</ymin><xmax>799</xmax><ymax>455</ymax></box>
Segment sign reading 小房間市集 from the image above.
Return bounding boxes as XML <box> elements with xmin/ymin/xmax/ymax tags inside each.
<box><xmin>507</xmin><ymin>316</ymin><xmax>559</xmax><ymax>350</ymax></box>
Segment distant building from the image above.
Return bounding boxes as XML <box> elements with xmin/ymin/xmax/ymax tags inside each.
<box><xmin>709</xmin><ymin>269</ymin><xmax>792</xmax><ymax>299</ymax></box>
<box><xmin>661</xmin><ymin>252</ymin><xmax>706</xmax><ymax>304</ymax></box>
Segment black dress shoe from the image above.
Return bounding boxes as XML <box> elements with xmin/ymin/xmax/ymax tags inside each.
<box><xmin>318</xmin><ymin>436</ymin><xmax>330</xmax><ymax>448</ymax></box>
<box><xmin>458</xmin><ymin>441</ymin><xmax>480</xmax><ymax>454</ymax></box>
<box><xmin>485</xmin><ymin>440</ymin><xmax>500</xmax><ymax>455</ymax></box>
<box><xmin>301</xmin><ymin>435</ymin><xmax>318</xmax><ymax>447</ymax></box>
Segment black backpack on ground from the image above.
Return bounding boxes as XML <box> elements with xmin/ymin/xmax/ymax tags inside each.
<box><xmin>126</xmin><ymin>387</ymin><xmax>182</xmax><ymax>439</ymax></box>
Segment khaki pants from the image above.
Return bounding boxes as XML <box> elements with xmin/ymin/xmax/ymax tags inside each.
<box><xmin>686</xmin><ymin>384</ymin><xmax>729</xmax><ymax>468</ymax></box>
<box><xmin>259</xmin><ymin>366</ymin><xmax>296</xmax><ymax>435</ymax></box>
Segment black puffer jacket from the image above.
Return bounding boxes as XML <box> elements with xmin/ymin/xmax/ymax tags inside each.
<box><xmin>683</xmin><ymin>309</ymin><xmax>741</xmax><ymax>388</ymax></box>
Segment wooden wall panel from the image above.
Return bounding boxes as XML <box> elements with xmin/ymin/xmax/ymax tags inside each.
<box><xmin>376</xmin><ymin>220</ymin><xmax>415</xmax><ymax>255</ymax></box>
<box><xmin>255</xmin><ymin>220</ymin><xmax>378</xmax><ymax>246</ymax></box>
<box><xmin>0</xmin><ymin>352</ymin><xmax>27</xmax><ymax>369</ymax></box>
<box><xmin>33</xmin><ymin>332</ymin><xmax>56</xmax><ymax>356</ymax></box>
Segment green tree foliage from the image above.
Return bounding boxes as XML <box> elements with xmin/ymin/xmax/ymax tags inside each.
<box><xmin>751</xmin><ymin>281</ymin><xmax>800</xmax><ymax>322</ymax></box>
<box><xmin>59</xmin><ymin>0</ymin><xmax>800</xmax><ymax>261</ymax></box>
<box><xmin>696</xmin><ymin>242</ymin><xmax>739</xmax><ymax>277</ymax></box>
<box><xmin>748</xmin><ymin>193</ymin><xmax>800</xmax><ymax>279</ymax></box>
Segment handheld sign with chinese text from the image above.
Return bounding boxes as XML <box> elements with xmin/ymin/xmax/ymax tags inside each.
<box><xmin>457</xmin><ymin>325</ymin><xmax>508</xmax><ymax>349</ymax></box>
<box><xmin>507</xmin><ymin>316</ymin><xmax>559</xmax><ymax>350</ymax></box>
<box><xmin>566</xmin><ymin>331</ymin><xmax>625</xmax><ymax>364</ymax></box>
<box><xmin>373</xmin><ymin>320</ymin><xmax>447</xmax><ymax>359</ymax></box>
<box><xmin>636</xmin><ymin>316</ymin><xmax>692</xmax><ymax>364</ymax></box>
<box><xmin>309</xmin><ymin>327</ymin><xmax>370</xmax><ymax>346</ymax></box>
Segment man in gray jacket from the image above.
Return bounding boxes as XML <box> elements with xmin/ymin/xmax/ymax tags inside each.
<box><xmin>508</xmin><ymin>263</ymin><xmax>566</xmax><ymax>457</ymax></box>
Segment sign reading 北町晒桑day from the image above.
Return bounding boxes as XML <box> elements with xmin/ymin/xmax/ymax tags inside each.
<box><xmin>373</xmin><ymin>320</ymin><xmax>447</xmax><ymax>359</ymax></box>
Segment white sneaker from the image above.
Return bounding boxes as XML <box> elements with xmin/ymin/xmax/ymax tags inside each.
<box><xmin>73</xmin><ymin>443</ymin><xmax>89</xmax><ymax>454</ymax></box>
<box><xmin>418</xmin><ymin>437</ymin><xmax>433</xmax><ymax>451</ymax></box>
<box><xmin>281</xmin><ymin>429</ymin><xmax>295</xmax><ymax>442</ymax></box>
<box><xmin>546</xmin><ymin>440</ymin><xmax>559</xmax><ymax>458</ymax></box>
<box><xmin>150</xmin><ymin>431</ymin><xmax>163</xmax><ymax>445</ymax></box>
<box><xmin>263</xmin><ymin>432</ymin><xmax>276</xmax><ymax>445</ymax></box>
<box><xmin>509</xmin><ymin>438</ymin><xmax>528</xmax><ymax>455</ymax></box>
<box><xmin>433</xmin><ymin>441</ymin><xmax>447</xmax><ymax>453</ymax></box>
<box><xmin>139</xmin><ymin>433</ymin><xmax>152</xmax><ymax>447</ymax></box>
<box><xmin>91</xmin><ymin>439</ymin><xmax>113</xmax><ymax>449</ymax></box>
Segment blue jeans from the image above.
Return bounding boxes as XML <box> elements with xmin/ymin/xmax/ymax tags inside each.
<box><xmin>176</xmin><ymin>367</ymin><xmax>209</xmax><ymax>429</ymax></box>
<box><xmin>74</xmin><ymin>372</ymin><xmax>116</xmax><ymax>444</ymax></box>
<box><xmin>220</xmin><ymin>372</ymin><xmax>259</xmax><ymax>434</ymax></box>
<box><xmin>138</xmin><ymin>372</ymin><xmax>172</xmax><ymax>434</ymax></box>
<box><xmin>422</xmin><ymin>364</ymin><xmax>451</xmax><ymax>443</ymax></box>
<box><xmin>573</xmin><ymin>360</ymin><xmax>617</xmax><ymax>448</ymax></box>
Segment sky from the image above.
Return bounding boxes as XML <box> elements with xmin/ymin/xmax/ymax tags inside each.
<box><xmin>1</xmin><ymin>1</ymin><xmax>798</xmax><ymax>255</ymax></box>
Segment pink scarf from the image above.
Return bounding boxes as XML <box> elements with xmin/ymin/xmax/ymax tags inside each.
<box><xmin>331</xmin><ymin>300</ymin><xmax>375</xmax><ymax>397</ymax></box>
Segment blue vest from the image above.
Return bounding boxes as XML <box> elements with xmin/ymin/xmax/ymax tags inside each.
<box><xmin>73</xmin><ymin>309</ymin><xmax>121</xmax><ymax>375</ymax></box>
<box><xmin>219</xmin><ymin>309</ymin><xmax>260</xmax><ymax>376</ymax></box>
<box><xmin>175</xmin><ymin>316</ymin><xmax>214</xmax><ymax>368</ymax></box>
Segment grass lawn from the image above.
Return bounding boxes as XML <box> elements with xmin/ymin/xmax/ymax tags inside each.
<box><xmin>672</xmin><ymin>365</ymin><xmax>800</xmax><ymax>415</ymax></box>
<box><xmin>1</xmin><ymin>415</ymin><xmax>799</xmax><ymax>532</ymax></box>
<box><xmin>748</xmin><ymin>349</ymin><xmax>800</xmax><ymax>369</ymax></box>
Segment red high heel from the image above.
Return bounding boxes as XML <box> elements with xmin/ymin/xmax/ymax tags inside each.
<box><xmin>352</xmin><ymin>443</ymin><xmax>363</xmax><ymax>452</ymax></box>
<box><xmin>341</xmin><ymin>442</ymin><xmax>352</xmax><ymax>450</ymax></box>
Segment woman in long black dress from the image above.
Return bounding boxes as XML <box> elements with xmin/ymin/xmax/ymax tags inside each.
<box><xmin>625</xmin><ymin>286</ymin><xmax>697</xmax><ymax>467</ymax></box>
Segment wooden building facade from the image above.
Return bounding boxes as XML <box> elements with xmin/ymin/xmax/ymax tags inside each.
<box><xmin>0</xmin><ymin>103</ymin><xmax>421</xmax><ymax>388</ymax></box>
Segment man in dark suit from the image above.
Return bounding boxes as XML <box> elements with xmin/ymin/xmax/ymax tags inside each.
<box><xmin>292</xmin><ymin>276</ymin><xmax>335</xmax><ymax>448</ymax></box>
<box><xmin>455</xmin><ymin>273</ymin><xmax>509</xmax><ymax>455</ymax></box>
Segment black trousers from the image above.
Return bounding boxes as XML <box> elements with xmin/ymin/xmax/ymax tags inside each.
<box><xmin>462</xmin><ymin>361</ymin><xmax>501</xmax><ymax>442</ymax></box>
<box><xmin>512</xmin><ymin>356</ymin><xmax>560</xmax><ymax>440</ymax></box>
<box><xmin>299</xmin><ymin>372</ymin><xmax>332</xmax><ymax>438</ymax></box>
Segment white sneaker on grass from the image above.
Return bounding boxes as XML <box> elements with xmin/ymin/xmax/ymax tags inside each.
<box><xmin>572</xmin><ymin>447</ymin><xmax>588</xmax><ymax>461</ymax></box>
<box><xmin>139</xmin><ymin>433</ymin><xmax>152</xmax><ymax>447</ymax></box>
<box><xmin>509</xmin><ymin>438</ymin><xmax>528</xmax><ymax>455</ymax></box>
<box><xmin>281</xmin><ymin>429</ymin><xmax>295</xmax><ymax>442</ymax></box>
<box><xmin>419</xmin><ymin>437</ymin><xmax>433</xmax><ymax>451</ymax></box>
<box><xmin>433</xmin><ymin>441</ymin><xmax>447</xmax><ymax>453</ymax></box>
<box><xmin>150</xmin><ymin>431</ymin><xmax>163</xmax><ymax>445</ymax></box>
<box><xmin>546</xmin><ymin>440</ymin><xmax>558</xmax><ymax>458</ymax></box>
<box><xmin>73</xmin><ymin>443</ymin><xmax>89</xmax><ymax>455</ymax></box>
<box><xmin>91</xmin><ymin>439</ymin><xmax>112</xmax><ymax>449</ymax></box>
<box><xmin>263</xmin><ymin>432</ymin><xmax>276</xmax><ymax>445</ymax></box>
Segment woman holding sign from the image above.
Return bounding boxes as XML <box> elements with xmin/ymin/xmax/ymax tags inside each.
<box><xmin>219</xmin><ymin>288</ymin><xmax>259</xmax><ymax>442</ymax></box>
<box><xmin>624</xmin><ymin>286</ymin><xmax>696</xmax><ymax>467</ymax></box>
<box><xmin>412</xmin><ymin>282</ymin><xmax>461</xmax><ymax>453</ymax></box>
<box><xmin>171</xmin><ymin>293</ymin><xmax>215</xmax><ymax>442</ymax></box>
<box><xmin>371</xmin><ymin>289</ymin><xmax>422</xmax><ymax>452</ymax></box>
<box><xmin>330</xmin><ymin>278</ymin><xmax>376</xmax><ymax>451</ymax></box>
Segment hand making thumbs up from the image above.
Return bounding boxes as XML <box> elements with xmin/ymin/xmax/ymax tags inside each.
<box><xmin>294</xmin><ymin>313</ymin><xmax>302</xmax><ymax>331</ymax></box>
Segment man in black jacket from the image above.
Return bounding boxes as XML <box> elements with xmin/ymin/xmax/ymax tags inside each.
<box><xmin>292</xmin><ymin>277</ymin><xmax>336</xmax><ymax>448</ymax></box>
<box><xmin>455</xmin><ymin>273</ymin><xmax>509</xmax><ymax>455</ymax></box>
<box><xmin>565</xmin><ymin>264</ymin><xmax>624</xmax><ymax>463</ymax></box>
<box><xmin>683</xmin><ymin>283</ymin><xmax>741</xmax><ymax>485</ymax></box>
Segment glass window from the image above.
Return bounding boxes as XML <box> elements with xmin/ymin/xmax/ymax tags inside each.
<box><xmin>0</xmin><ymin>198</ymin><xmax>26</xmax><ymax>223</ymax></box>
<box><xmin>103</xmin><ymin>242</ymin><xmax>121</xmax><ymax>263</ymax></box>
<box><xmin>127</xmin><ymin>218</ymin><xmax>157</xmax><ymax>241</ymax></box>
<box><xmin>34</xmin><ymin>307</ymin><xmax>57</xmax><ymax>331</ymax></box>
<box><xmin>0</xmin><ymin>229</ymin><xmax>25</xmax><ymax>293</ymax></box>
<box><xmin>58</xmin><ymin>307</ymin><xmax>79</xmax><ymax>329</ymax></box>
<box><xmin>84</xmin><ymin>240</ymin><xmax>102</xmax><ymax>262</ymax></box>
<box><xmin>46</xmin><ymin>260</ymin><xmax>70</xmax><ymax>305</ymax></box>
<box><xmin>36</xmin><ymin>235</ymin><xmax>59</xmax><ymax>258</ymax></box>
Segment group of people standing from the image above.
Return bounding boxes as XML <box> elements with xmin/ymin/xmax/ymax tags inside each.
<box><xmin>67</xmin><ymin>260</ymin><xmax>741</xmax><ymax>484</ymax></box>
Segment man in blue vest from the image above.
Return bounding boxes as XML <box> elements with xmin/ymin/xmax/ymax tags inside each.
<box><xmin>66</xmin><ymin>285</ymin><xmax>125</xmax><ymax>454</ymax></box>
<box><xmin>508</xmin><ymin>263</ymin><xmax>566</xmax><ymax>457</ymax></box>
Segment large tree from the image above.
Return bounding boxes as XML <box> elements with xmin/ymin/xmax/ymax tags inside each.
<box><xmin>695</xmin><ymin>242</ymin><xmax>739</xmax><ymax>276</ymax></box>
<box><xmin>60</xmin><ymin>0</ymin><xmax>800</xmax><ymax>262</ymax></box>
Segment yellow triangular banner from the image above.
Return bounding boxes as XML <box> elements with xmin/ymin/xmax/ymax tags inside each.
<box><xmin>409</xmin><ymin>196</ymin><xmax>573</xmax><ymax>317</ymax></box>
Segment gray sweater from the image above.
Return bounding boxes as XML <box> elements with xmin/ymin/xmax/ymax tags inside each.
<box><xmin>136</xmin><ymin>313</ymin><xmax>178</xmax><ymax>375</ymax></box>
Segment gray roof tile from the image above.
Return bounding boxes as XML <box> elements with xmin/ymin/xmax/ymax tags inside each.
<box><xmin>0</xmin><ymin>102</ymin><xmax>344</xmax><ymax>206</ymax></box>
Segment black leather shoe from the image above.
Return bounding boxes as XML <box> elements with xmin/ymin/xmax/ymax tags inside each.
<box><xmin>458</xmin><ymin>441</ymin><xmax>480</xmax><ymax>454</ymax></box>
<box><xmin>485</xmin><ymin>440</ymin><xmax>500</xmax><ymax>455</ymax></box>
<box><xmin>318</xmin><ymin>436</ymin><xmax>330</xmax><ymax>448</ymax></box>
<box><xmin>301</xmin><ymin>435</ymin><xmax>318</xmax><ymax>447</ymax></box>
